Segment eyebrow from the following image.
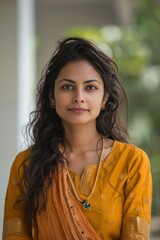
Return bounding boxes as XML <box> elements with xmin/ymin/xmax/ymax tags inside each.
<box><xmin>58</xmin><ymin>78</ymin><xmax>102</xmax><ymax>85</ymax></box>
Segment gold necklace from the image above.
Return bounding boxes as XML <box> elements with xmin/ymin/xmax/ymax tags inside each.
<box><xmin>66</xmin><ymin>137</ymin><xmax>104</xmax><ymax>210</ymax></box>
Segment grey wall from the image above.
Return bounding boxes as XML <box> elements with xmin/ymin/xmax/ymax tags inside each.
<box><xmin>0</xmin><ymin>0</ymin><xmax>17</xmax><ymax>234</ymax></box>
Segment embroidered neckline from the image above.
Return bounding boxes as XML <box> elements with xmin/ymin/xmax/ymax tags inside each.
<box><xmin>62</xmin><ymin>136</ymin><xmax>104</xmax><ymax>210</ymax></box>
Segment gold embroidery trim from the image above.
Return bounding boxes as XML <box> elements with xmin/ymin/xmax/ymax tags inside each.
<box><xmin>122</xmin><ymin>216</ymin><xmax>150</xmax><ymax>238</ymax></box>
<box><xmin>3</xmin><ymin>218</ymin><xmax>32</xmax><ymax>238</ymax></box>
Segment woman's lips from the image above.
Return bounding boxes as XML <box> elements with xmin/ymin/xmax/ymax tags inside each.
<box><xmin>68</xmin><ymin>108</ymin><xmax>88</xmax><ymax>113</ymax></box>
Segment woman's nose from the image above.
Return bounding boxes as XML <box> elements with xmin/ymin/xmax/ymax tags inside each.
<box><xmin>72</xmin><ymin>89</ymin><xmax>85</xmax><ymax>103</ymax></box>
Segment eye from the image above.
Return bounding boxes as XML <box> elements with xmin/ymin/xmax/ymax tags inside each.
<box><xmin>61</xmin><ymin>84</ymin><xmax>74</xmax><ymax>90</ymax></box>
<box><xmin>86</xmin><ymin>85</ymin><xmax>98</xmax><ymax>91</ymax></box>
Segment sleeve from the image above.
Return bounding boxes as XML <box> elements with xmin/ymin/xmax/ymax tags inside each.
<box><xmin>121</xmin><ymin>149</ymin><xmax>152</xmax><ymax>240</ymax></box>
<box><xmin>3</xmin><ymin>151</ymin><xmax>33</xmax><ymax>240</ymax></box>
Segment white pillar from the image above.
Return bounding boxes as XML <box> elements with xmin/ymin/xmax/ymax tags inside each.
<box><xmin>17</xmin><ymin>0</ymin><xmax>36</xmax><ymax>150</ymax></box>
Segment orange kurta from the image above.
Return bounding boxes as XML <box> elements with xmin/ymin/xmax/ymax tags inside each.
<box><xmin>3</xmin><ymin>141</ymin><xmax>152</xmax><ymax>239</ymax></box>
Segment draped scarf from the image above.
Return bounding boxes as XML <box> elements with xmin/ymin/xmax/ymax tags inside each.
<box><xmin>35</xmin><ymin>162</ymin><xmax>102</xmax><ymax>240</ymax></box>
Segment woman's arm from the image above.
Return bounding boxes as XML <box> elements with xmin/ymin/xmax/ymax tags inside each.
<box><xmin>3</xmin><ymin>151</ymin><xmax>33</xmax><ymax>240</ymax></box>
<box><xmin>121</xmin><ymin>150</ymin><xmax>152</xmax><ymax>240</ymax></box>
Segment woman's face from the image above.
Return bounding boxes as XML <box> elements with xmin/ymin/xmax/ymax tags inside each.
<box><xmin>53</xmin><ymin>60</ymin><xmax>108</xmax><ymax>127</ymax></box>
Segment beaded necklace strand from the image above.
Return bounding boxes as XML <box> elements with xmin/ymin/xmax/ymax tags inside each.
<box><xmin>66</xmin><ymin>137</ymin><xmax>104</xmax><ymax>210</ymax></box>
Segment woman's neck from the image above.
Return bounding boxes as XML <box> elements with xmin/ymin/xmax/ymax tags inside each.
<box><xmin>62</xmin><ymin>123</ymin><xmax>101</xmax><ymax>152</ymax></box>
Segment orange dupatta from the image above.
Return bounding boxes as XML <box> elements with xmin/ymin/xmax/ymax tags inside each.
<box><xmin>35</xmin><ymin>162</ymin><xmax>102</xmax><ymax>240</ymax></box>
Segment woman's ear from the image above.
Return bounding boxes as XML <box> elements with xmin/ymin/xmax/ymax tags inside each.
<box><xmin>101</xmin><ymin>94</ymin><xmax>109</xmax><ymax>109</ymax></box>
<box><xmin>103</xmin><ymin>94</ymin><xmax>109</xmax><ymax>103</ymax></box>
<box><xmin>49</xmin><ymin>93</ymin><xmax>55</xmax><ymax>108</ymax></box>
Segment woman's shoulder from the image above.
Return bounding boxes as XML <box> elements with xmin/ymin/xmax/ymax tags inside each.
<box><xmin>102</xmin><ymin>140</ymin><xmax>151</xmax><ymax>177</ymax></box>
<box><xmin>11</xmin><ymin>148</ymin><xmax>31</xmax><ymax>171</ymax></box>
<box><xmin>103</xmin><ymin>140</ymin><xmax>150</xmax><ymax>169</ymax></box>
<box><xmin>114</xmin><ymin>140</ymin><xmax>148</xmax><ymax>157</ymax></box>
<box><xmin>112</xmin><ymin>140</ymin><xmax>150</xmax><ymax>167</ymax></box>
<box><xmin>6</xmin><ymin>148</ymin><xmax>32</xmax><ymax>183</ymax></box>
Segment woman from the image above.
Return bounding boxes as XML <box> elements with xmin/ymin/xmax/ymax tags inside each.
<box><xmin>3</xmin><ymin>37</ymin><xmax>152</xmax><ymax>239</ymax></box>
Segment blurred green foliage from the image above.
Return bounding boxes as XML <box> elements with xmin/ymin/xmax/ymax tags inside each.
<box><xmin>67</xmin><ymin>1</ymin><xmax>160</xmax><ymax>215</ymax></box>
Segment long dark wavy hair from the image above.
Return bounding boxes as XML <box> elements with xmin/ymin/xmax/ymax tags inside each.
<box><xmin>17</xmin><ymin>37</ymin><xmax>128</xmax><ymax>223</ymax></box>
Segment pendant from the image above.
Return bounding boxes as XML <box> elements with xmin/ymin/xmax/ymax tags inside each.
<box><xmin>82</xmin><ymin>201</ymin><xmax>91</xmax><ymax>210</ymax></box>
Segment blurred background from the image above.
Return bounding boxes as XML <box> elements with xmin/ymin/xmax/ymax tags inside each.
<box><xmin>0</xmin><ymin>0</ymin><xmax>160</xmax><ymax>238</ymax></box>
